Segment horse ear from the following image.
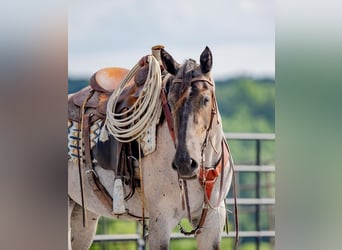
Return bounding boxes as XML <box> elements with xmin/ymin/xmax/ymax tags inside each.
<box><xmin>200</xmin><ymin>46</ymin><xmax>213</xmax><ymax>74</ymax></box>
<box><xmin>160</xmin><ymin>48</ymin><xmax>179</xmax><ymax>75</ymax></box>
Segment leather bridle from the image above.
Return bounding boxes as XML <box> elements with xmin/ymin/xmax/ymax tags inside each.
<box><xmin>162</xmin><ymin>75</ymin><xmax>239</xmax><ymax>247</ymax></box>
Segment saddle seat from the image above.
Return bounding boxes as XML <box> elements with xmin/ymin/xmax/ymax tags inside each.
<box><xmin>68</xmin><ymin>67</ymin><xmax>144</xmax><ymax>123</ymax></box>
<box><xmin>91</xmin><ymin>67</ymin><xmax>131</xmax><ymax>92</ymax></box>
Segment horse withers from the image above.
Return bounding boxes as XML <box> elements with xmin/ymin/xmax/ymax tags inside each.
<box><xmin>68</xmin><ymin>47</ymin><xmax>234</xmax><ymax>249</ymax></box>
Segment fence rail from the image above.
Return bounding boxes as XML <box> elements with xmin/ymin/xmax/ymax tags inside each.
<box><xmin>92</xmin><ymin>133</ymin><xmax>275</xmax><ymax>249</ymax></box>
<box><xmin>94</xmin><ymin>231</ymin><xmax>276</xmax><ymax>242</ymax></box>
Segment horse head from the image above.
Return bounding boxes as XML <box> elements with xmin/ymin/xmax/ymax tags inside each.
<box><xmin>161</xmin><ymin>47</ymin><xmax>218</xmax><ymax>179</ymax></box>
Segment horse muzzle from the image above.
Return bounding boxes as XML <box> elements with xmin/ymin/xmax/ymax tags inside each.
<box><xmin>172</xmin><ymin>156</ymin><xmax>199</xmax><ymax>179</ymax></box>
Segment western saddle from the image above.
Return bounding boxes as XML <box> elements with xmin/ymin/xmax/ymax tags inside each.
<box><xmin>68</xmin><ymin>46</ymin><xmax>167</xmax><ymax>219</ymax></box>
<box><xmin>68</xmin><ymin>66</ymin><xmax>141</xmax><ymax>123</ymax></box>
<box><xmin>68</xmin><ymin>48</ymin><xmax>163</xmax><ymax>207</ymax></box>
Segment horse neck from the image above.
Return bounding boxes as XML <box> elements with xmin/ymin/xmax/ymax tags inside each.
<box><xmin>203</xmin><ymin>111</ymin><xmax>225</xmax><ymax>168</ymax></box>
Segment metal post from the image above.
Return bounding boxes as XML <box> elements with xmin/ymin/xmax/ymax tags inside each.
<box><xmin>137</xmin><ymin>238</ymin><xmax>145</xmax><ymax>250</ymax></box>
<box><xmin>136</xmin><ymin>221</ymin><xmax>145</xmax><ymax>250</ymax></box>
<box><xmin>255</xmin><ymin>140</ymin><xmax>261</xmax><ymax>250</ymax></box>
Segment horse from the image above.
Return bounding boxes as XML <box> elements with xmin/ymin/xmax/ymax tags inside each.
<box><xmin>68</xmin><ymin>46</ymin><xmax>234</xmax><ymax>250</ymax></box>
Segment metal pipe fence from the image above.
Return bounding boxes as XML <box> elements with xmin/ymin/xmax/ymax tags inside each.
<box><xmin>92</xmin><ymin>133</ymin><xmax>275</xmax><ymax>250</ymax></box>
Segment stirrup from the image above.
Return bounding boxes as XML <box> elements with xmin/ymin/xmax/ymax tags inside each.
<box><xmin>113</xmin><ymin>178</ymin><xmax>126</xmax><ymax>214</ymax></box>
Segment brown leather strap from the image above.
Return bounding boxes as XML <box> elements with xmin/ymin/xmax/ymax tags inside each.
<box><xmin>77</xmin><ymin>90</ymin><xmax>116</xmax><ymax>221</ymax></box>
<box><xmin>173</xmin><ymin>77</ymin><xmax>214</xmax><ymax>87</ymax></box>
<box><xmin>179</xmin><ymin>139</ymin><xmax>228</xmax><ymax>236</ymax></box>
<box><xmin>224</xmin><ymin>139</ymin><xmax>239</xmax><ymax>249</ymax></box>
<box><xmin>183</xmin><ymin>180</ymin><xmax>192</xmax><ymax>222</ymax></box>
<box><xmin>217</xmin><ymin>139</ymin><xmax>226</xmax><ymax>207</ymax></box>
<box><xmin>160</xmin><ymin>87</ymin><xmax>176</xmax><ymax>146</ymax></box>
<box><xmin>179</xmin><ymin>207</ymin><xmax>208</xmax><ymax>236</ymax></box>
<box><xmin>231</xmin><ymin>159</ymin><xmax>239</xmax><ymax>249</ymax></box>
<box><xmin>224</xmin><ymin>198</ymin><xmax>229</xmax><ymax>234</ymax></box>
<box><xmin>195</xmin><ymin>207</ymin><xmax>209</xmax><ymax>235</ymax></box>
<box><xmin>82</xmin><ymin>113</ymin><xmax>92</xmax><ymax>169</ymax></box>
<box><xmin>199</xmin><ymin>138</ymin><xmax>229</xmax><ymax>201</ymax></box>
<box><xmin>83</xmin><ymin>110</ymin><xmax>114</xmax><ymax>213</ymax></box>
<box><xmin>77</xmin><ymin>90</ymin><xmax>95</xmax><ymax>227</ymax></box>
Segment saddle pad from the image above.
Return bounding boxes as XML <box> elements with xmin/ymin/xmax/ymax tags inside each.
<box><xmin>67</xmin><ymin>119</ymin><xmax>102</xmax><ymax>162</ymax></box>
<box><xmin>140</xmin><ymin>100</ymin><xmax>162</xmax><ymax>156</ymax></box>
<box><xmin>140</xmin><ymin>122</ymin><xmax>157</xmax><ymax>156</ymax></box>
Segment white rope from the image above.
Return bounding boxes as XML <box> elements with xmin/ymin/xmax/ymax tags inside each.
<box><xmin>103</xmin><ymin>55</ymin><xmax>163</xmax><ymax>143</ymax></box>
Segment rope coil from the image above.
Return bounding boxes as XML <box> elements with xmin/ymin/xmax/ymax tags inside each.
<box><xmin>104</xmin><ymin>55</ymin><xmax>163</xmax><ymax>143</ymax></box>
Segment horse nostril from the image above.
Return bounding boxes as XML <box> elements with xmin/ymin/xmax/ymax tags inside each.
<box><xmin>190</xmin><ymin>158</ymin><xmax>198</xmax><ymax>169</ymax></box>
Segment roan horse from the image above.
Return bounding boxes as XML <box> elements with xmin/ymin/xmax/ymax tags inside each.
<box><xmin>68</xmin><ymin>46</ymin><xmax>235</xmax><ymax>249</ymax></box>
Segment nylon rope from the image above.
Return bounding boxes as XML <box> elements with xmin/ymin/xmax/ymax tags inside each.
<box><xmin>104</xmin><ymin>55</ymin><xmax>162</xmax><ymax>142</ymax></box>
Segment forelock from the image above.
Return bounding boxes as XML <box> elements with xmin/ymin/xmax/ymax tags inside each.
<box><xmin>175</xmin><ymin>59</ymin><xmax>198</xmax><ymax>96</ymax></box>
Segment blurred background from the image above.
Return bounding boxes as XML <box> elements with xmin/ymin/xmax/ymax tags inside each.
<box><xmin>69</xmin><ymin>0</ymin><xmax>274</xmax><ymax>249</ymax></box>
<box><xmin>1</xmin><ymin>1</ymin><xmax>341</xmax><ymax>250</ymax></box>
<box><xmin>68</xmin><ymin>0</ymin><xmax>274</xmax><ymax>79</ymax></box>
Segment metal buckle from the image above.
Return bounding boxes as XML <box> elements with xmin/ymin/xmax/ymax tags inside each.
<box><xmin>85</xmin><ymin>168</ymin><xmax>98</xmax><ymax>178</ymax></box>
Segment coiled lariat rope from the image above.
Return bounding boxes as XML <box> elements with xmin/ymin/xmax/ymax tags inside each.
<box><xmin>103</xmin><ymin>55</ymin><xmax>162</xmax><ymax>143</ymax></box>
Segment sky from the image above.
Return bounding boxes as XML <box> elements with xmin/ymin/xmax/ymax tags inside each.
<box><xmin>68</xmin><ymin>0</ymin><xmax>274</xmax><ymax>80</ymax></box>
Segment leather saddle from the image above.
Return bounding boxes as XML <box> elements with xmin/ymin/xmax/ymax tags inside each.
<box><xmin>69</xmin><ymin>67</ymin><xmax>135</xmax><ymax>122</ymax></box>
<box><xmin>68</xmin><ymin>61</ymin><xmax>150</xmax><ymax>181</ymax></box>
<box><xmin>68</xmin><ymin>46</ymin><xmax>165</xmax><ymax>211</ymax></box>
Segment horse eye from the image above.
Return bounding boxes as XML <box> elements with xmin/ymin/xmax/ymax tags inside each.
<box><xmin>202</xmin><ymin>96</ymin><xmax>210</xmax><ymax>106</ymax></box>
